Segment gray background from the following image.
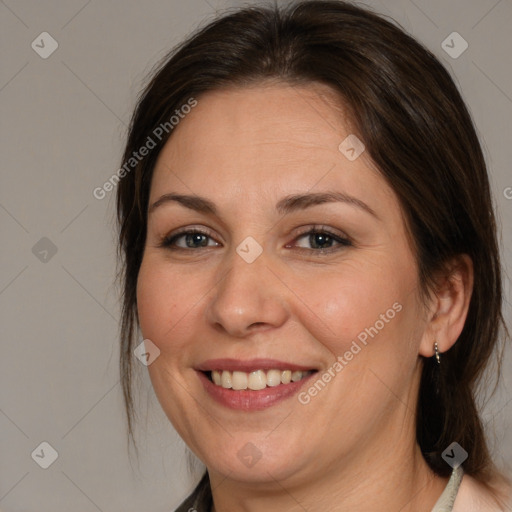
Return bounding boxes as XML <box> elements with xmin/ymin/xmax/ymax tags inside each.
<box><xmin>1</xmin><ymin>0</ymin><xmax>511</xmax><ymax>510</ymax></box>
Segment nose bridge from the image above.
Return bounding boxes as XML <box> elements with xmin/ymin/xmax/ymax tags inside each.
<box><xmin>206</xmin><ymin>244</ymin><xmax>288</xmax><ymax>336</ymax></box>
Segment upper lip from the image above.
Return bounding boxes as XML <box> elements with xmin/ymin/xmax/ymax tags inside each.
<box><xmin>196</xmin><ymin>358</ymin><xmax>318</xmax><ymax>373</ymax></box>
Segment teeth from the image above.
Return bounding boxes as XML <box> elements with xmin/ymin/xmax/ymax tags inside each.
<box><xmin>221</xmin><ymin>371</ymin><xmax>232</xmax><ymax>389</ymax></box>
<box><xmin>291</xmin><ymin>371</ymin><xmax>303</xmax><ymax>382</ymax></box>
<box><xmin>266</xmin><ymin>369</ymin><xmax>281</xmax><ymax>387</ymax></box>
<box><xmin>210</xmin><ymin>369</ymin><xmax>313</xmax><ymax>390</ymax></box>
<box><xmin>248</xmin><ymin>370</ymin><xmax>267</xmax><ymax>390</ymax></box>
<box><xmin>212</xmin><ymin>370</ymin><xmax>222</xmax><ymax>386</ymax></box>
<box><xmin>232</xmin><ymin>371</ymin><xmax>248</xmax><ymax>390</ymax></box>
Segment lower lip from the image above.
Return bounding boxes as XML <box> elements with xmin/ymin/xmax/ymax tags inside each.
<box><xmin>197</xmin><ymin>371</ymin><xmax>316</xmax><ymax>411</ymax></box>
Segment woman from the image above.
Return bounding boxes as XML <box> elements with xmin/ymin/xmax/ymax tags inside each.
<box><xmin>116</xmin><ymin>1</ymin><xmax>511</xmax><ymax>510</ymax></box>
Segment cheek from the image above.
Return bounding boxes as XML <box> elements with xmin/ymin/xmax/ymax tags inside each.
<box><xmin>293</xmin><ymin>252</ymin><xmax>420</xmax><ymax>365</ymax></box>
<box><xmin>298</xmin><ymin>269</ymin><xmax>404</xmax><ymax>342</ymax></box>
<box><xmin>136</xmin><ymin>256</ymin><xmax>213</xmax><ymax>359</ymax></box>
<box><xmin>136</xmin><ymin>259</ymin><xmax>181</xmax><ymax>343</ymax></box>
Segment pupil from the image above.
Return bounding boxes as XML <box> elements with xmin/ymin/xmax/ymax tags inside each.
<box><xmin>187</xmin><ymin>233</ymin><xmax>208</xmax><ymax>247</ymax></box>
<box><xmin>310</xmin><ymin>233</ymin><xmax>332</xmax><ymax>249</ymax></box>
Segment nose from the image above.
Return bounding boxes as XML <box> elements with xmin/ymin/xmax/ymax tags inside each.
<box><xmin>205</xmin><ymin>247</ymin><xmax>289</xmax><ymax>338</ymax></box>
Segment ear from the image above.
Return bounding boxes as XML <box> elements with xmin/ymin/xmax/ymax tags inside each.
<box><xmin>418</xmin><ymin>254</ymin><xmax>474</xmax><ymax>358</ymax></box>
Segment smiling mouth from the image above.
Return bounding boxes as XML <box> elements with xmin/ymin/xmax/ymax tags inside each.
<box><xmin>203</xmin><ymin>369</ymin><xmax>317</xmax><ymax>390</ymax></box>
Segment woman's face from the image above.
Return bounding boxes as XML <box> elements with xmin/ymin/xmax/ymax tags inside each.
<box><xmin>137</xmin><ymin>84</ymin><xmax>430</xmax><ymax>486</ymax></box>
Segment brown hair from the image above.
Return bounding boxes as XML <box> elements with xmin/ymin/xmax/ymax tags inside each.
<box><xmin>116</xmin><ymin>0</ymin><xmax>508</xmax><ymax>488</ymax></box>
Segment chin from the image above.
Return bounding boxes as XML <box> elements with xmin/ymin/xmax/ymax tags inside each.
<box><xmin>201</xmin><ymin>437</ymin><xmax>312</xmax><ymax>485</ymax></box>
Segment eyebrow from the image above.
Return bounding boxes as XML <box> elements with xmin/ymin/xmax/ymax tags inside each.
<box><xmin>148</xmin><ymin>191</ymin><xmax>378</xmax><ymax>218</ymax></box>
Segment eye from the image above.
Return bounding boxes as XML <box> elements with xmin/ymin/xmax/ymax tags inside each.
<box><xmin>290</xmin><ymin>227</ymin><xmax>352</xmax><ymax>252</ymax></box>
<box><xmin>158</xmin><ymin>226</ymin><xmax>351</xmax><ymax>253</ymax></box>
<box><xmin>159</xmin><ymin>229</ymin><xmax>220</xmax><ymax>250</ymax></box>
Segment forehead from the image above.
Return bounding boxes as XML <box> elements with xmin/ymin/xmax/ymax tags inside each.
<box><xmin>159</xmin><ymin>83</ymin><xmax>349</xmax><ymax>156</ymax></box>
<box><xmin>149</xmin><ymin>83</ymin><xmax>393</xmax><ymax>213</ymax></box>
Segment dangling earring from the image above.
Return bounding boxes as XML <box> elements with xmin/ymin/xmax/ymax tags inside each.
<box><xmin>434</xmin><ymin>341</ymin><xmax>441</xmax><ymax>365</ymax></box>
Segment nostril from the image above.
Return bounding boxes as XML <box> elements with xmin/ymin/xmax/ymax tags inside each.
<box><xmin>248</xmin><ymin>322</ymin><xmax>267</xmax><ymax>331</ymax></box>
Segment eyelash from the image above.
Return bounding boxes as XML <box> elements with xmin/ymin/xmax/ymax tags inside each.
<box><xmin>159</xmin><ymin>226</ymin><xmax>352</xmax><ymax>254</ymax></box>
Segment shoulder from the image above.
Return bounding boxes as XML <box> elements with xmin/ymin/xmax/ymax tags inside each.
<box><xmin>453</xmin><ymin>473</ymin><xmax>512</xmax><ymax>512</ymax></box>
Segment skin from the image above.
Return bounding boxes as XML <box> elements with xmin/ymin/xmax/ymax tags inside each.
<box><xmin>136</xmin><ymin>83</ymin><xmax>474</xmax><ymax>511</ymax></box>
